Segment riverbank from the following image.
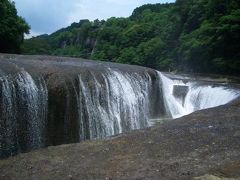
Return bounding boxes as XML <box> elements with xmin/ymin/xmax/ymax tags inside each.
<box><xmin>0</xmin><ymin>100</ymin><xmax>240</xmax><ymax>179</ymax></box>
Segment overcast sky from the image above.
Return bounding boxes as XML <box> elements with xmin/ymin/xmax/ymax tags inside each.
<box><xmin>14</xmin><ymin>0</ymin><xmax>175</xmax><ymax>37</ymax></box>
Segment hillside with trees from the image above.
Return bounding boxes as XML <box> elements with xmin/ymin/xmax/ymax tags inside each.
<box><xmin>0</xmin><ymin>0</ymin><xmax>30</xmax><ymax>53</ymax></box>
<box><xmin>22</xmin><ymin>0</ymin><xmax>240</xmax><ymax>75</ymax></box>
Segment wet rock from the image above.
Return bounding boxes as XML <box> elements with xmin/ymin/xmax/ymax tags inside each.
<box><xmin>172</xmin><ymin>85</ymin><xmax>189</xmax><ymax>105</ymax></box>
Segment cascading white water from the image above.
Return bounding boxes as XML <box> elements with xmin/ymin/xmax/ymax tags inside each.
<box><xmin>77</xmin><ymin>69</ymin><xmax>152</xmax><ymax>139</ymax></box>
<box><xmin>159</xmin><ymin>72</ymin><xmax>240</xmax><ymax>118</ymax></box>
<box><xmin>0</xmin><ymin>70</ymin><xmax>48</xmax><ymax>157</ymax></box>
<box><xmin>107</xmin><ymin>70</ymin><xmax>151</xmax><ymax>130</ymax></box>
<box><xmin>16</xmin><ymin>71</ymin><xmax>48</xmax><ymax>149</ymax></box>
<box><xmin>0</xmin><ymin>72</ymin><xmax>17</xmax><ymax>155</ymax></box>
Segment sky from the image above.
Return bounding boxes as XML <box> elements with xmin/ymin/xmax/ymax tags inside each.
<box><xmin>14</xmin><ymin>0</ymin><xmax>175</xmax><ymax>37</ymax></box>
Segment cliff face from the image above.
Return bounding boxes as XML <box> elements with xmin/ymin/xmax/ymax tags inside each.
<box><xmin>0</xmin><ymin>99</ymin><xmax>240</xmax><ymax>179</ymax></box>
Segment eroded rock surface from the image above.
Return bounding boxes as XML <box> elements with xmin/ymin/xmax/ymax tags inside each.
<box><xmin>0</xmin><ymin>100</ymin><xmax>240</xmax><ymax>179</ymax></box>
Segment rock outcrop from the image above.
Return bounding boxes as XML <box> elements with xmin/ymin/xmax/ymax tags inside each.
<box><xmin>0</xmin><ymin>100</ymin><xmax>240</xmax><ymax>179</ymax></box>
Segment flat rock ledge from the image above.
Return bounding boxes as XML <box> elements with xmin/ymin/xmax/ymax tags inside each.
<box><xmin>0</xmin><ymin>100</ymin><xmax>240</xmax><ymax>180</ymax></box>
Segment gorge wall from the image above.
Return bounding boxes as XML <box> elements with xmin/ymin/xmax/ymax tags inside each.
<box><xmin>0</xmin><ymin>54</ymin><xmax>239</xmax><ymax>159</ymax></box>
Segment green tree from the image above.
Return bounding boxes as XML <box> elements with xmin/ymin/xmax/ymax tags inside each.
<box><xmin>21</xmin><ymin>0</ymin><xmax>240</xmax><ymax>75</ymax></box>
<box><xmin>117</xmin><ymin>47</ymin><xmax>140</xmax><ymax>65</ymax></box>
<box><xmin>0</xmin><ymin>0</ymin><xmax>30</xmax><ymax>53</ymax></box>
<box><xmin>137</xmin><ymin>37</ymin><xmax>169</xmax><ymax>69</ymax></box>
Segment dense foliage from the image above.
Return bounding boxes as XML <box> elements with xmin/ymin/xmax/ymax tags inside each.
<box><xmin>22</xmin><ymin>0</ymin><xmax>240</xmax><ymax>75</ymax></box>
<box><xmin>0</xmin><ymin>0</ymin><xmax>30</xmax><ymax>53</ymax></box>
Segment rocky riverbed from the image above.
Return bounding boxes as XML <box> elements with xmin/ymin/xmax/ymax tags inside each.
<box><xmin>0</xmin><ymin>99</ymin><xmax>240</xmax><ymax>179</ymax></box>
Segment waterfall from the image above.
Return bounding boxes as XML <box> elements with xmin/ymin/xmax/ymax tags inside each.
<box><xmin>77</xmin><ymin>69</ymin><xmax>152</xmax><ymax>140</ymax></box>
<box><xmin>15</xmin><ymin>71</ymin><xmax>48</xmax><ymax>150</ymax></box>
<box><xmin>0</xmin><ymin>72</ymin><xmax>17</xmax><ymax>157</ymax></box>
<box><xmin>159</xmin><ymin>72</ymin><xmax>240</xmax><ymax>118</ymax></box>
<box><xmin>0</xmin><ymin>70</ymin><xmax>48</xmax><ymax>158</ymax></box>
<box><xmin>1</xmin><ymin>55</ymin><xmax>240</xmax><ymax>159</ymax></box>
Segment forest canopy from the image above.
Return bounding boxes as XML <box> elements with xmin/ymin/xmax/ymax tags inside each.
<box><xmin>0</xmin><ymin>0</ymin><xmax>30</xmax><ymax>53</ymax></box>
<box><xmin>9</xmin><ymin>0</ymin><xmax>240</xmax><ymax>75</ymax></box>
